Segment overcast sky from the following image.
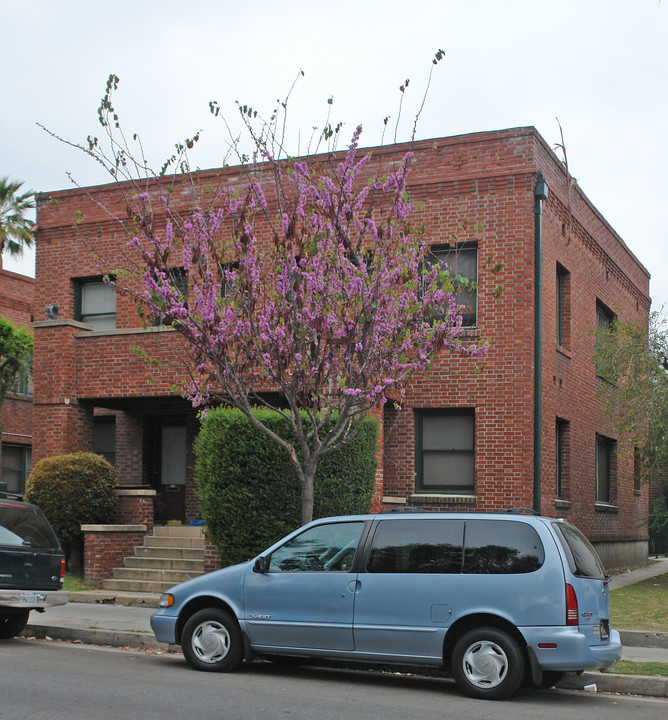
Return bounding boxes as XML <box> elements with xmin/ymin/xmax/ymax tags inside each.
<box><xmin>2</xmin><ymin>0</ymin><xmax>667</xmax><ymax>310</ymax></box>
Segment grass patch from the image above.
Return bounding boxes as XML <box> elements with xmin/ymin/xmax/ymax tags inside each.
<box><xmin>63</xmin><ymin>573</ymin><xmax>95</xmax><ymax>593</ymax></box>
<box><xmin>609</xmin><ymin>660</ymin><xmax>668</xmax><ymax>677</ymax></box>
<box><xmin>610</xmin><ymin>572</ymin><xmax>668</xmax><ymax>632</ymax></box>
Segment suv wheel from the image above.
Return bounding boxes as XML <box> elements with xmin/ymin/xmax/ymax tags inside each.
<box><xmin>451</xmin><ymin>627</ymin><xmax>525</xmax><ymax>700</ymax></box>
<box><xmin>0</xmin><ymin>611</ymin><xmax>30</xmax><ymax>640</ymax></box>
<box><xmin>181</xmin><ymin>608</ymin><xmax>243</xmax><ymax>672</ymax></box>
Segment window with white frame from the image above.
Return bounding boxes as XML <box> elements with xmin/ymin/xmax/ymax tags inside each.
<box><xmin>75</xmin><ymin>278</ymin><xmax>116</xmax><ymax>330</ymax></box>
<box><xmin>415</xmin><ymin>409</ymin><xmax>475</xmax><ymax>494</ymax></box>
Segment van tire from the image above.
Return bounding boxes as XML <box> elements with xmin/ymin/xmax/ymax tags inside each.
<box><xmin>0</xmin><ymin>611</ymin><xmax>30</xmax><ymax>639</ymax></box>
<box><xmin>451</xmin><ymin>627</ymin><xmax>525</xmax><ymax>700</ymax></box>
<box><xmin>181</xmin><ymin>608</ymin><xmax>243</xmax><ymax>672</ymax></box>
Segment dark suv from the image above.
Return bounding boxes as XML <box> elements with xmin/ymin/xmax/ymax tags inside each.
<box><xmin>0</xmin><ymin>493</ymin><xmax>69</xmax><ymax>639</ymax></box>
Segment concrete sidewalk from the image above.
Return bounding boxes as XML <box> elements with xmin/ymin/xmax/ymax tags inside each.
<box><xmin>19</xmin><ymin>556</ymin><xmax>668</xmax><ymax>698</ymax></box>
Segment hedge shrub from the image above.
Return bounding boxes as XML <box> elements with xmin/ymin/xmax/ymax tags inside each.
<box><xmin>25</xmin><ymin>452</ymin><xmax>118</xmax><ymax>547</ymax></box>
<box><xmin>195</xmin><ymin>408</ymin><xmax>378</xmax><ymax>566</ymax></box>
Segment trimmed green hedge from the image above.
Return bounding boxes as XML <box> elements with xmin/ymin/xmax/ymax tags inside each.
<box><xmin>25</xmin><ymin>452</ymin><xmax>118</xmax><ymax>547</ymax></box>
<box><xmin>195</xmin><ymin>408</ymin><xmax>378</xmax><ymax>566</ymax></box>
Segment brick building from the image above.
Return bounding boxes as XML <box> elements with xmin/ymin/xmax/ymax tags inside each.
<box><xmin>32</xmin><ymin>127</ymin><xmax>651</xmax><ymax>568</ymax></box>
<box><xmin>0</xmin><ymin>269</ymin><xmax>34</xmax><ymax>493</ymax></box>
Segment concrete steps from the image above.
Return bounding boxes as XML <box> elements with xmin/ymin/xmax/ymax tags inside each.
<box><xmin>100</xmin><ymin>525</ymin><xmax>207</xmax><ymax>597</ymax></box>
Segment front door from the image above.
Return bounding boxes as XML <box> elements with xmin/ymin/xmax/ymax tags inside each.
<box><xmin>148</xmin><ymin>419</ymin><xmax>187</xmax><ymax>523</ymax></box>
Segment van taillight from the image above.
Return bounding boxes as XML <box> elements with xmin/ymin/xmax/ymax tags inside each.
<box><xmin>566</xmin><ymin>583</ymin><xmax>578</xmax><ymax>626</ymax></box>
<box><xmin>60</xmin><ymin>558</ymin><xmax>66</xmax><ymax>582</ymax></box>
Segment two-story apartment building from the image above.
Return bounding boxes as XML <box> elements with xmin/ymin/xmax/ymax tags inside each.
<box><xmin>0</xmin><ymin>269</ymin><xmax>34</xmax><ymax>493</ymax></box>
<box><xmin>32</xmin><ymin>127</ymin><xmax>651</xmax><ymax>568</ymax></box>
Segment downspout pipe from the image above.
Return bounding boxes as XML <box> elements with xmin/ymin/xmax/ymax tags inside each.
<box><xmin>533</xmin><ymin>174</ymin><xmax>549</xmax><ymax>514</ymax></box>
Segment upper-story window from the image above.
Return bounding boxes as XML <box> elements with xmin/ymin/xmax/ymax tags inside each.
<box><xmin>154</xmin><ymin>268</ymin><xmax>188</xmax><ymax>326</ymax></box>
<box><xmin>427</xmin><ymin>244</ymin><xmax>478</xmax><ymax>327</ymax></box>
<box><xmin>75</xmin><ymin>278</ymin><xmax>116</xmax><ymax>330</ymax></box>
<box><xmin>556</xmin><ymin>263</ymin><xmax>571</xmax><ymax>349</ymax></box>
<box><xmin>595</xmin><ymin>300</ymin><xmax>616</xmax><ymax>378</ymax></box>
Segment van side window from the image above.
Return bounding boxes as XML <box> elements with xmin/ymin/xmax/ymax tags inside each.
<box><xmin>367</xmin><ymin>519</ymin><xmax>464</xmax><ymax>573</ymax></box>
<box><xmin>463</xmin><ymin>520</ymin><xmax>544</xmax><ymax>574</ymax></box>
<box><xmin>268</xmin><ymin>521</ymin><xmax>364</xmax><ymax>573</ymax></box>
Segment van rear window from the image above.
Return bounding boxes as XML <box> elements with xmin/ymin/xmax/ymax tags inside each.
<box><xmin>552</xmin><ymin>522</ymin><xmax>606</xmax><ymax>580</ymax></box>
<box><xmin>0</xmin><ymin>504</ymin><xmax>60</xmax><ymax>550</ymax></box>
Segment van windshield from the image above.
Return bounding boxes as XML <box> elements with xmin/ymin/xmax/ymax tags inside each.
<box><xmin>552</xmin><ymin>521</ymin><xmax>606</xmax><ymax>580</ymax></box>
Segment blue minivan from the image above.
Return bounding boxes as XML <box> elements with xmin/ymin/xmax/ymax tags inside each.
<box><xmin>150</xmin><ymin>511</ymin><xmax>622</xmax><ymax>699</ymax></box>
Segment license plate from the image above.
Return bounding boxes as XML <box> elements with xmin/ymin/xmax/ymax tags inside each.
<box><xmin>19</xmin><ymin>592</ymin><xmax>44</xmax><ymax>605</ymax></box>
<box><xmin>600</xmin><ymin>620</ymin><xmax>609</xmax><ymax>641</ymax></box>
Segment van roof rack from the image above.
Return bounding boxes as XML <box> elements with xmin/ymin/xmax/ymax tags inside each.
<box><xmin>503</xmin><ymin>507</ymin><xmax>540</xmax><ymax>515</ymax></box>
<box><xmin>380</xmin><ymin>507</ymin><xmax>428</xmax><ymax>513</ymax></box>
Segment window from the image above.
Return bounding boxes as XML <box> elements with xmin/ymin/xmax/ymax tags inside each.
<box><xmin>75</xmin><ymin>278</ymin><xmax>116</xmax><ymax>330</ymax></box>
<box><xmin>463</xmin><ymin>520</ymin><xmax>544</xmax><ymax>574</ymax></box>
<box><xmin>93</xmin><ymin>418</ymin><xmax>116</xmax><ymax>467</ymax></box>
<box><xmin>596</xmin><ymin>300</ymin><xmax>615</xmax><ymax>378</ymax></box>
<box><xmin>415</xmin><ymin>409</ymin><xmax>475</xmax><ymax>494</ymax></box>
<box><xmin>268</xmin><ymin>522</ymin><xmax>364</xmax><ymax>573</ymax></box>
<box><xmin>12</xmin><ymin>363</ymin><xmax>33</xmax><ymax>396</ymax></box>
<box><xmin>1</xmin><ymin>444</ymin><xmax>32</xmax><ymax>495</ymax></box>
<box><xmin>556</xmin><ymin>264</ymin><xmax>570</xmax><ymax>348</ymax></box>
<box><xmin>366</xmin><ymin>518</ymin><xmax>543</xmax><ymax>575</ymax></box>
<box><xmin>633</xmin><ymin>446</ymin><xmax>641</xmax><ymax>493</ymax></box>
<box><xmin>596</xmin><ymin>434</ymin><xmax>615</xmax><ymax>504</ymax></box>
<box><xmin>154</xmin><ymin>268</ymin><xmax>188</xmax><ymax>326</ymax></box>
<box><xmin>367</xmin><ymin>519</ymin><xmax>464</xmax><ymax>573</ymax></box>
<box><xmin>553</xmin><ymin>521</ymin><xmax>606</xmax><ymax>580</ymax></box>
<box><xmin>556</xmin><ymin>418</ymin><xmax>569</xmax><ymax>499</ymax></box>
<box><xmin>427</xmin><ymin>244</ymin><xmax>477</xmax><ymax>327</ymax></box>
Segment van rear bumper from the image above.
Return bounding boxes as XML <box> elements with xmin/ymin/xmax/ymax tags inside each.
<box><xmin>520</xmin><ymin>626</ymin><xmax>622</xmax><ymax>671</ymax></box>
<box><xmin>0</xmin><ymin>589</ymin><xmax>70</xmax><ymax>610</ymax></box>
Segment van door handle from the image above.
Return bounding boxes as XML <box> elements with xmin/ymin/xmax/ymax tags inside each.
<box><xmin>24</xmin><ymin>562</ymin><xmax>33</xmax><ymax>570</ymax></box>
<box><xmin>347</xmin><ymin>580</ymin><xmax>362</xmax><ymax>594</ymax></box>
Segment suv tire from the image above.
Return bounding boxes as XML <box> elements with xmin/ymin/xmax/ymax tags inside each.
<box><xmin>0</xmin><ymin>611</ymin><xmax>30</xmax><ymax>640</ymax></box>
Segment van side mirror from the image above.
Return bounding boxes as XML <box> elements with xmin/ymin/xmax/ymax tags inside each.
<box><xmin>253</xmin><ymin>556</ymin><xmax>269</xmax><ymax>573</ymax></box>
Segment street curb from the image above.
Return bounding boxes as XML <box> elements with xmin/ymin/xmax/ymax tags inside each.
<box><xmin>21</xmin><ymin>624</ymin><xmax>177</xmax><ymax>652</ymax></box>
<box><xmin>69</xmin><ymin>591</ymin><xmax>161</xmax><ymax>608</ymax></box>
<box><xmin>620</xmin><ymin>630</ymin><xmax>668</xmax><ymax>649</ymax></box>
<box><xmin>559</xmin><ymin>670</ymin><xmax>668</xmax><ymax>698</ymax></box>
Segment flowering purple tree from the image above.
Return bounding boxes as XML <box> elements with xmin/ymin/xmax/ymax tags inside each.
<box><xmin>123</xmin><ymin>125</ymin><xmax>487</xmax><ymax>523</ymax></box>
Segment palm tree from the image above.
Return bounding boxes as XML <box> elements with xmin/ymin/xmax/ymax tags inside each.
<box><xmin>0</xmin><ymin>177</ymin><xmax>35</xmax><ymax>270</ymax></box>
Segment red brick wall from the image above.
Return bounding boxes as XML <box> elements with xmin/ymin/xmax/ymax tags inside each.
<box><xmin>0</xmin><ymin>269</ymin><xmax>34</xmax><ymax>486</ymax></box>
<box><xmin>83</xmin><ymin>529</ymin><xmax>146</xmax><ymax>588</ymax></box>
<box><xmin>0</xmin><ymin>269</ymin><xmax>34</xmax><ymax>328</ymax></box>
<box><xmin>32</xmin><ymin>128</ymin><xmax>651</xmax><ymax>560</ymax></box>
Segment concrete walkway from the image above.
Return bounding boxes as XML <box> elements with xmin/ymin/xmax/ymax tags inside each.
<box><xmin>18</xmin><ymin>556</ymin><xmax>668</xmax><ymax>698</ymax></box>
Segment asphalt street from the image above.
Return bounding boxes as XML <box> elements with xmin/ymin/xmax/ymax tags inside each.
<box><xmin>2</xmin><ymin>638</ymin><xmax>667</xmax><ymax>720</ymax></box>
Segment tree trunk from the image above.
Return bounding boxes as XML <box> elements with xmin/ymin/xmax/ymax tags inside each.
<box><xmin>301</xmin><ymin>469</ymin><xmax>315</xmax><ymax>526</ymax></box>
